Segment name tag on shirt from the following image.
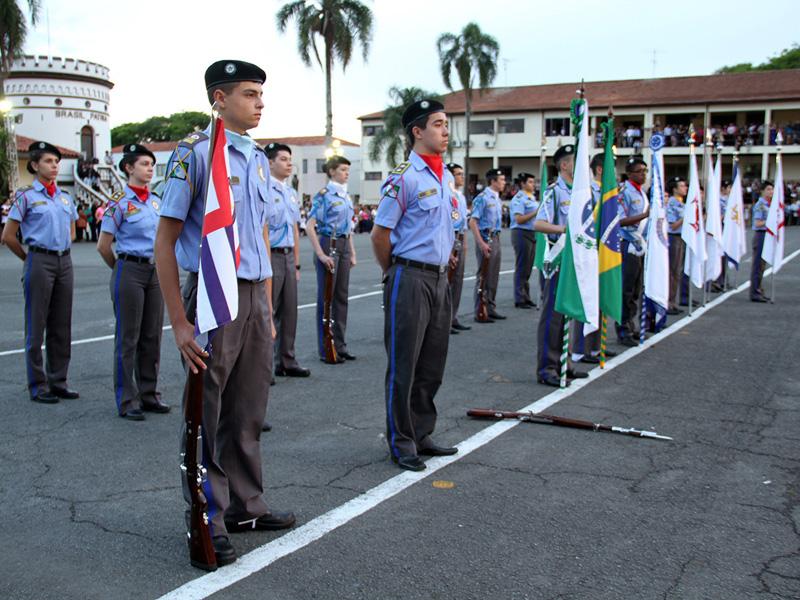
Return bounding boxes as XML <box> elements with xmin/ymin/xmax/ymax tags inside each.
<box><xmin>230</xmin><ymin>176</ymin><xmax>240</xmax><ymax>186</ymax></box>
<box><xmin>417</xmin><ymin>189</ymin><xmax>437</xmax><ymax>199</ymax></box>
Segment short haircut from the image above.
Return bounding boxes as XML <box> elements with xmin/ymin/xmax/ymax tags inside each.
<box><xmin>762</xmin><ymin>180</ymin><xmax>774</xmax><ymax>188</ymax></box>
<box><xmin>590</xmin><ymin>153</ymin><xmax>605</xmax><ymax>173</ymax></box>
<box><xmin>516</xmin><ymin>173</ymin><xmax>535</xmax><ymax>185</ymax></box>
<box><xmin>119</xmin><ymin>154</ymin><xmax>152</xmax><ymax>178</ymax></box>
<box><xmin>325</xmin><ymin>155</ymin><xmax>351</xmax><ymax>177</ymax></box>
<box><xmin>554</xmin><ymin>153</ymin><xmax>572</xmax><ymax>171</ymax></box>
<box><xmin>207</xmin><ymin>81</ymin><xmax>239</xmax><ymax>105</ymax></box>
<box><xmin>666</xmin><ymin>177</ymin><xmax>686</xmax><ymax>196</ymax></box>
<box><xmin>405</xmin><ymin>114</ymin><xmax>430</xmax><ymax>150</ymax></box>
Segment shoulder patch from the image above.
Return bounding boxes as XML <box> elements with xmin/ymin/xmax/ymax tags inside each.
<box><xmin>318</xmin><ymin>188</ymin><xmax>328</xmax><ymax>196</ymax></box>
<box><xmin>178</xmin><ymin>131</ymin><xmax>209</xmax><ymax>148</ymax></box>
<box><xmin>390</xmin><ymin>162</ymin><xmax>410</xmax><ymax>175</ymax></box>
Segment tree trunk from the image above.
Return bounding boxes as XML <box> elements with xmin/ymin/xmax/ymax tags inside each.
<box><xmin>324</xmin><ymin>42</ymin><xmax>333</xmax><ymax>147</ymax></box>
<box><xmin>464</xmin><ymin>91</ymin><xmax>472</xmax><ymax>203</ymax></box>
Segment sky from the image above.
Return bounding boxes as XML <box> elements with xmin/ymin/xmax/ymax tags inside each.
<box><xmin>21</xmin><ymin>0</ymin><xmax>798</xmax><ymax>143</ymax></box>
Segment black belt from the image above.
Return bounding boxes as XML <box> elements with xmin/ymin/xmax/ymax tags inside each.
<box><xmin>29</xmin><ymin>246</ymin><xmax>70</xmax><ymax>257</ymax></box>
<box><xmin>272</xmin><ymin>246</ymin><xmax>293</xmax><ymax>254</ymax></box>
<box><xmin>118</xmin><ymin>253</ymin><xmax>153</xmax><ymax>264</ymax></box>
<box><xmin>481</xmin><ymin>230</ymin><xmax>500</xmax><ymax>238</ymax></box>
<box><xmin>392</xmin><ymin>257</ymin><xmax>447</xmax><ymax>274</ymax></box>
<box><xmin>456</xmin><ymin>233</ymin><xmax>465</xmax><ymax>242</ymax></box>
<box><xmin>321</xmin><ymin>233</ymin><xmax>350</xmax><ymax>239</ymax></box>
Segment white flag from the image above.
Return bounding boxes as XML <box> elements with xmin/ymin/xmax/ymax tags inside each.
<box><xmin>762</xmin><ymin>156</ymin><xmax>786</xmax><ymax>272</ymax></box>
<box><xmin>644</xmin><ymin>147</ymin><xmax>670</xmax><ymax>309</ymax></box>
<box><xmin>681</xmin><ymin>148</ymin><xmax>706</xmax><ymax>287</ymax></box>
<box><xmin>704</xmin><ymin>155</ymin><xmax>723</xmax><ymax>281</ymax></box>
<box><xmin>721</xmin><ymin>164</ymin><xmax>747</xmax><ymax>268</ymax></box>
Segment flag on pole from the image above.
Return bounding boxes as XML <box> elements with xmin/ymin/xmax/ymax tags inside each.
<box><xmin>533</xmin><ymin>151</ymin><xmax>548</xmax><ymax>272</ymax></box>
<box><xmin>681</xmin><ymin>144</ymin><xmax>706</xmax><ymax>287</ymax></box>
<box><xmin>195</xmin><ymin>116</ymin><xmax>241</xmax><ymax>336</ymax></box>
<box><xmin>555</xmin><ymin>98</ymin><xmax>599</xmax><ymax>332</ymax></box>
<box><xmin>721</xmin><ymin>160</ymin><xmax>747</xmax><ymax>268</ymax></box>
<box><xmin>704</xmin><ymin>154</ymin><xmax>723</xmax><ymax>281</ymax></box>
<box><xmin>596</xmin><ymin>117</ymin><xmax>622</xmax><ymax>324</ymax></box>
<box><xmin>762</xmin><ymin>152</ymin><xmax>786</xmax><ymax>272</ymax></box>
<box><xmin>643</xmin><ymin>134</ymin><xmax>670</xmax><ymax>310</ymax></box>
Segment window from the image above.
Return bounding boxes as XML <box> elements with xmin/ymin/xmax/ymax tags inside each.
<box><xmin>156</xmin><ymin>164</ymin><xmax>166</xmax><ymax>178</ymax></box>
<box><xmin>316</xmin><ymin>159</ymin><xmax>326</xmax><ymax>173</ymax></box>
<box><xmin>545</xmin><ymin>117</ymin><xmax>570</xmax><ymax>137</ymax></box>
<box><xmin>469</xmin><ymin>120</ymin><xmax>494</xmax><ymax>135</ymax></box>
<box><xmin>23</xmin><ymin>97</ymin><xmax>30</xmax><ymax>105</ymax></box>
<box><xmin>498</xmin><ymin>118</ymin><xmax>524</xmax><ymax>134</ymax></box>
<box><xmin>302</xmin><ymin>159</ymin><xmax>308</xmax><ymax>174</ymax></box>
<box><xmin>54</xmin><ymin>98</ymin><xmax>63</xmax><ymax>106</ymax></box>
<box><xmin>364</xmin><ymin>171</ymin><xmax>382</xmax><ymax>181</ymax></box>
<box><xmin>85</xmin><ymin>100</ymin><xmax>91</xmax><ymax>108</ymax></box>
<box><xmin>363</xmin><ymin>125</ymin><xmax>384</xmax><ymax>137</ymax></box>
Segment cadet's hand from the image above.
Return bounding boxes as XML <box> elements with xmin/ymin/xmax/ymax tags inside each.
<box><xmin>318</xmin><ymin>253</ymin><xmax>335</xmax><ymax>272</ymax></box>
<box><xmin>448</xmin><ymin>254</ymin><xmax>458</xmax><ymax>270</ymax></box>
<box><xmin>173</xmin><ymin>318</ymin><xmax>207</xmax><ymax>373</ymax></box>
<box><xmin>295</xmin><ymin>267</ymin><xmax>301</xmax><ymax>282</ymax></box>
<box><xmin>270</xmin><ymin>316</ymin><xmax>277</xmax><ymax>341</ymax></box>
<box><xmin>480</xmin><ymin>241</ymin><xmax>491</xmax><ymax>257</ymax></box>
<box><xmin>350</xmin><ymin>253</ymin><xmax>357</xmax><ymax>267</ymax></box>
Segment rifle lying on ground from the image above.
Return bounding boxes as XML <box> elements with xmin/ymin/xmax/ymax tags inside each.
<box><xmin>182</xmin><ymin>368</ymin><xmax>217</xmax><ymax>571</ymax></box>
<box><xmin>322</xmin><ymin>229</ymin><xmax>339</xmax><ymax>364</ymax></box>
<box><xmin>475</xmin><ymin>251</ymin><xmax>491</xmax><ymax>322</ymax></box>
<box><xmin>448</xmin><ymin>234</ymin><xmax>463</xmax><ymax>284</ymax></box>
<box><xmin>467</xmin><ymin>408</ymin><xmax>672</xmax><ymax>441</ymax></box>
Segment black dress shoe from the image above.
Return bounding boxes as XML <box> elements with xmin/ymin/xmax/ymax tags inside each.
<box><xmin>211</xmin><ymin>535</ymin><xmax>237</xmax><ymax>567</ymax></box>
<box><xmin>31</xmin><ymin>391</ymin><xmax>59</xmax><ymax>404</ymax></box>
<box><xmin>750</xmin><ymin>296</ymin><xmax>769</xmax><ymax>303</ymax></box>
<box><xmin>320</xmin><ymin>356</ymin><xmax>346</xmax><ymax>364</ymax></box>
<box><xmin>418</xmin><ymin>444</ymin><xmax>458</xmax><ymax>456</ymax></box>
<box><xmin>275</xmin><ymin>366</ymin><xmax>311</xmax><ymax>377</ymax></box>
<box><xmin>666</xmin><ymin>307</ymin><xmax>683</xmax><ymax>315</ymax></box>
<box><xmin>474</xmin><ymin>317</ymin><xmax>495</xmax><ymax>323</ymax></box>
<box><xmin>679</xmin><ymin>300</ymin><xmax>700</xmax><ymax>307</ymax></box>
<box><xmin>620</xmin><ymin>337</ymin><xmax>639</xmax><ymax>348</ymax></box>
<box><xmin>603</xmin><ymin>349</ymin><xmax>618</xmax><ymax>358</ymax></box>
<box><xmin>391</xmin><ymin>455</ymin><xmax>426</xmax><ymax>471</ymax></box>
<box><xmin>142</xmin><ymin>401</ymin><xmax>170</xmax><ymax>414</ymax></box>
<box><xmin>579</xmin><ymin>355</ymin><xmax>600</xmax><ymax>364</ymax></box>
<box><xmin>525</xmin><ymin>300</ymin><xmax>538</xmax><ymax>308</ymax></box>
<box><xmin>567</xmin><ymin>369</ymin><xmax>589</xmax><ymax>379</ymax></box>
<box><xmin>488</xmin><ymin>312</ymin><xmax>507</xmax><ymax>320</ymax></box>
<box><xmin>50</xmin><ymin>387</ymin><xmax>80</xmax><ymax>399</ymax></box>
<box><xmin>225</xmin><ymin>511</ymin><xmax>296</xmax><ymax>532</ymax></box>
<box><xmin>452</xmin><ymin>322</ymin><xmax>471</xmax><ymax>331</ymax></box>
<box><xmin>120</xmin><ymin>409</ymin><xmax>145</xmax><ymax>421</ymax></box>
<box><xmin>270</xmin><ymin>377</ymin><xmax>276</xmax><ymax>386</ymax></box>
<box><xmin>261</xmin><ymin>421</ymin><xmax>272</xmax><ymax>432</ymax></box>
<box><xmin>515</xmin><ymin>303</ymin><xmax>532</xmax><ymax>309</ymax></box>
<box><xmin>338</xmin><ymin>351</ymin><xmax>357</xmax><ymax>361</ymax></box>
<box><xmin>538</xmin><ymin>374</ymin><xmax>568</xmax><ymax>388</ymax></box>
<box><xmin>450</xmin><ymin>328</ymin><xmax>460</xmax><ymax>335</ymax></box>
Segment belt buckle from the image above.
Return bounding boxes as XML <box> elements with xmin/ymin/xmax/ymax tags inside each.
<box><xmin>57</xmin><ymin>250</ymin><xmax>65</xmax><ymax>257</ymax></box>
<box><xmin>438</xmin><ymin>264</ymin><xmax>446</xmax><ymax>274</ymax></box>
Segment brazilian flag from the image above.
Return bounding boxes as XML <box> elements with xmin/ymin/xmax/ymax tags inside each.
<box><xmin>596</xmin><ymin>118</ymin><xmax>622</xmax><ymax>323</ymax></box>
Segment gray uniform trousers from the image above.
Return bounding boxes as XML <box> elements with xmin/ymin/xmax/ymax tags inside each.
<box><xmin>571</xmin><ymin>317</ymin><xmax>600</xmax><ymax>358</ymax></box>
<box><xmin>750</xmin><ymin>230</ymin><xmax>766</xmax><ymax>298</ymax></box>
<box><xmin>536</xmin><ymin>271</ymin><xmax>574</xmax><ymax>379</ymax></box>
<box><xmin>668</xmin><ymin>235</ymin><xmax>685</xmax><ymax>309</ymax></box>
<box><xmin>22</xmin><ymin>251</ymin><xmax>73</xmax><ymax>397</ymax></box>
<box><xmin>511</xmin><ymin>228</ymin><xmax>536</xmax><ymax>305</ymax></box>
<box><xmin>314</xmin><ymin>235</ymin><xmax>352</xmax><ymax>357</ymax></box>
<box><xmin>180</xmin><ymin>273</ymin><xmax>272</xmax><ymax>536</ymax></box>
<box><xmin>616</xmin><ymin>241</ymin><xmax>643</xmax><ymax>340</ymax></box>
<box><xmin>270</xmin><ymin>248</ymin><xmax>300</xmax><ymax>370</ymax></box>
<box><xmin>110</xmin><ymin>259</ymin><xmax>164</xmax><ymax>415</ymax></box>
<box><xmin>383</xmin><ymin>263</ymin><xmax>451</xmax><ymax>458</ymax></box>
<box><xmin>473</xmin><ymin>233</ymin><xmax>501</xmax><ymax>313</ymax></box>
<box><xmin>449</xmin><ymin>233</ymin><xmax>466</xmax><ymax>326</ymax></box>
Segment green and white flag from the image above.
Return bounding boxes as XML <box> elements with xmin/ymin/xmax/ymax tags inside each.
<box><xmin>555</xmin><ymin>99</ymin><xmax>599</xmax><ymax>332</ymax></box>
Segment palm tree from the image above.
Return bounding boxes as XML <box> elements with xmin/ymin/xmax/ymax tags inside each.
<box><xmin>437</xmin><ymin>22</ymin><xmax>499</xmax><ymax>200</ymax></box>
<box><xmin>368</xmin><ymin>86</ymin><xmax>441</xmax><ymax>168</ymax></box>
<box><xmin>276</xmin><ymin>0</ymin><xmax>373</xmax><ymax>146</ymax></box>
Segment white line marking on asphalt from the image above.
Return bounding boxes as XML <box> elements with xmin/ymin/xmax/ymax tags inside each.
<box><xmin>0</xmin><ymin>270</ymin><xmax>516</xmax><ymax>357</ymax></box>
<box><xmin>156</xmin><ymin>248</ymin><xmax>800</xmax><ymax>600</ymax></box>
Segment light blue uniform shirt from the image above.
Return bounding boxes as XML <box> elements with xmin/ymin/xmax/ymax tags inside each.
<box><xmin>159</xmin><ymin>128</ymin><xmax>274</xmax><ymax>281</ymax></box>
<box><xmin>470</xmin><ymin>187</ymin><xmax>502</xmax><ymax>239</ymax></box>
<box><xmin>310</xmin><ymin>181</ymin><xmax>354</xmax><ymax>237</ymax></box>
<box><xmin>537</xmin><ymin>176</ymin><xmax>572</xmax><ymax>242</ymax></box>
<box><xmin>618</xmin><ymin>182</ymin><xmax>648</xmax><ymax>242</ymax></box>
<box><xmin>100</xmin><ymin>186</ymin><xmax>160</xmax><ymax>258</ymax></box>
<box><xmin>268</xmin><ymin>179</ymin><xmax>301</xmax><ymax>248</ymax></box>
<box><xmin>752</xmin><ymin>198</ymin><xmax>769</xmax><ymax>231</ymax></box>
<box><xmin>591</xmin><ymin>181</ymin><xmax>601</xmax><ymax>208</ymax></box>
<box><xmin>374</xmin><ymin>151</ymin><xmax>456</xmax><ymax>266</ymax></box>
<box><xmin>452</xmin><ymin>188</ymin><xmax>468</xmax><ymax>233</ymax></box>
<box><xmin>719</xmin><ymin>194</ymin><xmax>728</xmax><ymax>216</ymax></box>
<box><xmin>9</xmin><ymin>179</ymin><xmax>77</xmax><ymax>251</ymax></box>
<box><xmin>666</xmin><ymin>197</ymin><xmax>685</xmax><ymax>233</ymax></box>
<box><xmin>509</xmin><ymin>190</ymin><xmax>539</xmax><ymax>231</ymax></box>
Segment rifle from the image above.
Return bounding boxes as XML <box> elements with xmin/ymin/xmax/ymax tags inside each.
<box><xmin>475</xmin><ymin>251</ymin><xmax>491</xmax><ymax>322</ymax></box>
<box><xmin>182</xmin><ymin>368</ymin><xmax>217</xmax><ymax>571</ymax></box>
<box><xmin>447</xmin><ymin>234</ymin><xmax>463</xmax><ymax>284</ymax></box>
<box><xmin>321</xmin><ymin>229</ymin><xmax>339</xmax><ymax>364</ymax></box>
<box><xmin>467</xmin><ymin>408</ymin><xmax>672</xmax><ymax>441</ymax></box>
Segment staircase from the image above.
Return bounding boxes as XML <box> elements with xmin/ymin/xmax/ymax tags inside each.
<box><xmin>71</xmin><ymin>164</ymin><xmax>126</xmax><ymax>206</ymax></box>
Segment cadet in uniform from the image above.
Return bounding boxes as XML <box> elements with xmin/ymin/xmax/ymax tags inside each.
<box><xmin>616</xmin><ymin>157</ymin><xmax>649</xmax><ymax>346</ymax></box>
<box><xmin>265</xmin><ymin>142</ymin><xmax>309</xmax><ymax>377</ymax></box>
<box><xmin>533</xmin><ymin>145</ymin><xmax>588</xmax><ymax>387</ymax></box>
<box><xmin>154</xmin><ymin>60</ymin><xmax>295</xmax><ymax>567</ymax></box>
<box><xmin>96</xmin><ymin>144</ymin><xmax>168</xmax><ymax>420</ymax></box>
<box><xmin>372</xmin><ymin>99</ymin><xmax>458</xmax><ymax>472</ymax></box>
<box><xmin>509</xmin><ymin>172</ymin><xmax>539</xmax><ymax>309</ymax></box>
<box><xmin>469</xmin><ymin>169</ymin><xmax>506</xmax><ymax>322</ymax></box>
<box><xmin>306</xmin><ymin>155</ymin><xmax>357</xmax><ymax>362</ymax></box>
<box><xmin>750</xmin><ymin>180</ymin><xmax>773</xmax><ymax>302</ymax></box>
<box><xmin>665</xmin><ymin>176</ymin><xmax>687</xmax><ymax>314</ymax></box>
<box><xmin>712</xmin><ymin>179</ymin><xmax>732</xmax><ymax>292</ymax></box>
<box><xmin>2</xmin><ymin>141</ymin><xmax>80</xmax><ymax>404</ymax></box>
<box><xmin>446</xmin><ymin>162</ymin><xmax>470</xmax><ymax>334</ymax></box>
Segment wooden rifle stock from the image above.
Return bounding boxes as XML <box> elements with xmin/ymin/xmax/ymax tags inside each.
<box><xmin>183</xmin><ymin>368</ymin><xmax>217</xmax><ymax>571</ymax></box>
<box><xmin>322</xmin><ymin>233</ymin><xmax>338</xmax><ymax>363</ymax></box>
<box><xmin>476</xmin><ymin>252</ymin><xmax>491</xmax><ymax>321</ymax></box>
<box><xmin>447</xmin><ymin>236</ymin><xmax>462</xmax><ymax>284</ymax></box>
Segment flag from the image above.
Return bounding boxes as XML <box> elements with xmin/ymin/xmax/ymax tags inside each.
<box><xmin>681</xmin><ymin>146</ymin><xmax>706</xmax><ymax>287</ymax></box>
<box><xmin>704</xmin><ymin>155</ymin><xmax>723</xmax><ymax>281</ymax></box>
<box><xmin>643</xmin><ymin>137</ymin><xmax>670</xmax><ymax>309</ymax></box>
<box><xmin>195</xmin><ymin>117</ymin><xmax>241</xmax><ymax>336</ymax></box>
<box><xmin>555</xmin><ymin>99</ymin><xmax>599</xmax><ymax>332</ymax></box>
<box><xmin>721</xmin><ymin>162</ymin><xmax>747</xmax><ymax>268</ymax></box>
<box><xmin>762</xmin><ymin>154</ymin><xmax>786</xmax><ymax>272</ymax></box>
<box><xmin>596</xmin><ymin>118</ymin><xmax>622</xmax><ymax>323</ymax></box>
<box><xmin>533</xmin><ymin>152</ymin><xmax>548</xmax><ymax>272</ymax></box>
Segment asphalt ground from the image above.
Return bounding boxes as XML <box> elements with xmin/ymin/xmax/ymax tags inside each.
<box><xmin>0</xmin><ymin>227</ymin><xmax>798</xmax><ymax>600</ymax></box>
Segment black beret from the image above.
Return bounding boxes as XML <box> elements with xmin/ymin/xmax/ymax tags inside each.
<box><xmin>205</xmin><ymin>60</ymin><xmax>266</xmax><ymax>89</ymax></box>
<box><xmin>27</xmin><ymin>141</ymin><xmax>61</xmax><ymax>174</ymax></box>
<box><xmin>118</xmin><ymin>143</ymin><xmax>156</xmax><ymax>171</ymax></box>
<box><xmin>485</xmin><ymin>168</ymin><xmax>505</xmax><ymax>180</ymax></box>
<box><xmin>553</xmin><ymin>145</ymin><xmax>575</xmax><ymax>165</ymax></box>
<box><xmin>265</xmin><ymin>142</ymin><xmax>292</xmax><ymax>158</ymax></box>
<box><xmin>516</xmin><ymin>172</ymin><xmax>535</xmax><ymax>182</ymax></box>
<box><xmin>446</xmin><ymin>162</ymin><xmax>463</xmax><ymax>173</ymax></box>
<box><xmin>720</xmin><ymin>179</ymin><xmax>732</xmax><ymax>187</ymax></box>
<box><xmin>626</xmin><ymin>156</ymin><xmax>647</xmax><ymax>170</ymax></box>
<box><xmin>669</xmin><ymin>176</ymin><xmax>686</xmax><ymax>184</ymax></box>
<box><xmin>402</xmin><ymin>99</ymin><xmax>445</xmax><ymax>129</ymax></box>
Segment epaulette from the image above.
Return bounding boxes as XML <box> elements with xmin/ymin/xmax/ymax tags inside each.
<box><xmin>317</xmin><ymin>188</ymin><xmax>328</xmax><ymax>196</ymax></box>
<box><xmin>177</xmin><ymin>131</ymin><xmax>209</xmax><ymax>148</ymax></box>
<box><xmin>110</xmin><ymin>190</ymin><xmax>125</xmax><ymax>202</ymax></box>
<box><xmin>546</xmin><ymin>182</ymin><xmax>557</xmax><ymax>190</ymax></box>
<box><xmin>15</xmin><ymin>185</ymin><xmax>33</xmax><ymax>195</ymax></box>
<box><xmin>390</xmin><ymin>162</ymin><xmax>410</xmax><ymax>175</ymax></box>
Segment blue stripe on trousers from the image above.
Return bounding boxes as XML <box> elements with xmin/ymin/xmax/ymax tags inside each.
<box><xmin>23</xmin><ymin>256</ymin><xmax>37</xmax><ymax>396</ymax></box>
<box><xmin>538</xmin><ymin>274</ymin><xmax>557</xmax><ymax>376</ymax></box>
<box><xmin>386</xmin><ymin>266</ymin><xmax>403</xmax><ymax>458</ymax></box>
<box><xmin>113</xmin><ymin>262</ymin><xmax>124</xmax><ymax>412</ymax></box>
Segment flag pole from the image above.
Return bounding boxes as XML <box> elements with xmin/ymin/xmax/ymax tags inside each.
<box><xmin>702</xmin><ymin>131</ymin><xmax>713</xmax><ymax>306</ymax></box>
<box><xmin>687</xmin><ymin>124</ymin><xmax>696</xmax><ymax>316</ymax></box>
<box><xmin>599</xmin><ymin>105</ymin><xmax>613</xmax><ymax>369</ymax></box>
<box><xmin>537</xmin><ymin>133</ymin><xmax>547</xmax><ymax>306</ymax></box>
<box><xmin>771</xmin><ymin>131</ymin><xmax>783</xmax><ymax>304</ymax></box>
<box><xmin>732</xmin><ymin>150</ymin><xmax>740</xmax><ymax>290</ymax></box>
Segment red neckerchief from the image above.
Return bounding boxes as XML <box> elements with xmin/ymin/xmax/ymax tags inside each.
<box><xmin>419</xmin><ymin>154</ymin><xmax>443</xmax><ymax>181</ymax></box>
<box><xmin>628</xmin><ymin>180</ymin><xmax>643</xmax><ymax>193</ymax></box>
<box><xmin>128</xmin><ymin>185</ymin><xmax>150</xmax><ymax>202</ymax></box>
<box><xmin>42</xmin><ymin>180</ymin><xmax>57</xmax><ymax>198</ymax></box>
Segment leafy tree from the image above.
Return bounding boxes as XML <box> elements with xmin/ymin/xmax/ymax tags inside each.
<box><xmin>111</xmin><ymin>111</ymin><xmax>209</xmax><ymax>146</ymax></box>
<box><xmin>716</xmin><ymin>44</ymin><xmax>800</xmax><ymax>73</ymax></box>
